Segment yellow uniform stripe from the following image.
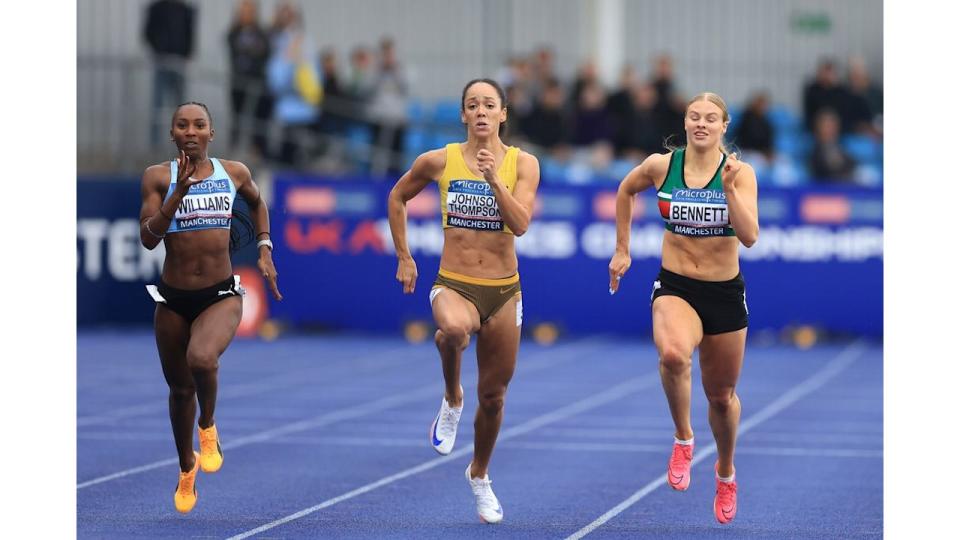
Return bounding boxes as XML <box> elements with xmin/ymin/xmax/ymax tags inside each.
<box><xmin>438</xmin><ymin>268</ymin><xmax>519</xmax><ymax>286</ymax></box>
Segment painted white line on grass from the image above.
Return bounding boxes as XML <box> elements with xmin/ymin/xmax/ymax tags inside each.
<box><xmin>564</xmin><ymin>339</ymin><xmax>869</xmax><ymax>540</ymax></box>
<box><xmin>77</xmin><ymin>339</ymin><xmax>602</xmax><ymax>489</ymax></box>
<box><xmin>225</xmin><ymin>371</ymin><xmax>663</xmax><ymax>540</ymax></box>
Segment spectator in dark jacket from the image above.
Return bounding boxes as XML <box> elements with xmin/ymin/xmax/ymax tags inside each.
<box><xmin>843</xmin><ymin>56</ymin><xmax>883</xmax><ymax>139</ymax></box>
<box><xmin>144</xmin><ymin>0</ymin><xmax>196</xmax><ymax>145</ymax></box>
<box><xmin>570</xmin><ymin>80</ymin><xmax>611</xmax><ymax>147</ymax></box>
<box><xmin>802</xmin><ymin>58</ymin><xmax>849</xmax><ymax>132</ymax></box>
<box><xmin>525</xmin><ymin>78</ymin><xmax>569</xmax><ymax>153</ymax></box>
<box><xmin>809</xmin><ymin>109</ymin><xmax>857</xmax><ymax>183</ymax></box>
<box><xmin>619</xmin><ymin>82</ymin><xmax>662</xmax><ymax>160</ymax></box>
<box><xmin>226</xmin><ymin>0</ymin><xmax>272</xmax><ymax>158</ymax></box>
<box><xmin>316</xmin><ymin>47</ymin><xmax>349</xmax><ymax>139</ymax></box>
<box><xmin>734</xmin><ymin>92</ymin><xmax>775</xmax><ymax>163</ymax></box>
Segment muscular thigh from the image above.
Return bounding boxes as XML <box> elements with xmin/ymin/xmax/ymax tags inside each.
<box><xmin>652</xmin><ymin>295</ymin><xmax>704</xmax><ymax>357</ymax></box>
<box><xmin>187</xmin><ymin>297</ymin><xmax>243</xmax><ymax>362</ymax></box>
<box><xmin>431</xmin><ymin>286</ymin><xmax>481</xmax><ymax>335</ymax></box>
<box><xmin>475</xmin><ymin>294</ymin><xmax>521</xmax><ymax>384</ymax></box>
<box><xmin>154</xmin><ymin>304</ymin><xmax>191</xmax><ymax>384</ymax></box>
<box><xmin>698</xmin><ymin>329</ymin><xmax>747</xmax><ymax>391</ymax></box>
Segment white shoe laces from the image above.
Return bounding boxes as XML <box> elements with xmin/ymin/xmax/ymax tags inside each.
<box><xmin>438</xmin><ymin>403</ymin><xmax>462</xmax><ymax>437</ymax></box>
<box><xmin>470</xmin><ymin>476</ymin><xmax>499</xmax><ymax>508</ymax></box>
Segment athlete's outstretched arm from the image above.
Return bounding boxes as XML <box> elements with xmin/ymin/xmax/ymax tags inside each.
<box><xmin>720</xmin><ymin>155</ymin><xmax>759</xmax><ymax>247</ymax></box>
<box><xmin>477</xmin><ymin>150</ymin><xmax>540</xmax><ymax>236</ymax></box>
<box><xmin>387</xmin><ymin>149</ymin><xmax>444</xmax><ymax>294</ymax></box>
<box><xmin>231</xmin><ymin>160</ymin><xmax>282</xmax><ymax>300</ymax></box>
<box><xmin>608</xmin><ymin>153</ymin><xmax>665</xmax><ymax>294</ymax></box>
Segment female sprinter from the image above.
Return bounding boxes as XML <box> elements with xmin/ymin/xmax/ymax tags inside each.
<box><xmin>608</xmin><ymin>92</ymin><xmax>759</xmax><ymax>524</ymax></box>
<box><xmin>139</xmin><ymin>102</ymin><xmax>283</xmax><ymax>513</ymax></box>
<box><xmin>387</xmin><ymin>78</ymin><xmax>540</xmax><ymax>523</ymax></box>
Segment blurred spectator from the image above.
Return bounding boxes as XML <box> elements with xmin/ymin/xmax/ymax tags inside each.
<box><xmin>346</xmin><ymin>45</ymin><xmax>377</xmax><ymax>124</ymax></box>
<box><xmin>649</xmin><ymin>54</ymin><xmax>686</xmax><ymax>148</ymax></box>
<box><xmin>808</xmin><ymin>109</ymin><xmax>856</xmax><ymax>183</ymax></box>
<box><xmin>657</xmin><ymin>92</ymin><xmax>687</xmax><ymax>149</ymax></box>
<box><xmin>570</xmin><ymin>59</ymin><xmax>600</xmax><ymax>109</ymax></box>
<box><xmin>607</xmin><ymin>65</ymin><xmax>638</xmax><ymax>121</ymax></box>
<box><xmin>316</xmin><ymin>47</ymin><xmax>349</xmax><ymax>139</ymax></box>
<box><xmin>650</xmin><ymin>54</ymin><xmax>676</xmax><ymax>105</ymax></box>
<box><xmin>226</xmin><ymin>0</ymin><xmax>272</xmax><ymax>158</ymax></box>
<box><xmin>143</xmin><ymin>0</ymin><xmax>196</xmax><ymax>145</ymax></box>
<box><xmin>525</xmin><ymin>78</ymin><xmax>570</xmax><ymax>154</ymax></box>
<box><xmin>266</xmin><ymin>2</ymin><xmax>321</xmax><ymax>166</ymax></box>
<box><xmin>268</xmin><ymin>1</ymin><xmax>298</xmax><ymax>41</ymax></box>
<box><xmin>618</xmin><ymin>82</ymin><xmax>662</xmax><ymax>160</ymax></box>
<box><xmin>496</xmin><ymin>56</ymin><xmax>533</xmax><ymax>95</ymax></box>
<box><xmin>802</xmin><ymin>58</ymin><xmax>848</xmax><ymax>132</ymax></box>
<box><xmin>843</xmin><ymin>56</ymin><xmax>883</xmax><ymax>139</ymax></box>
<box><xmin>530</xmin><ymin>45</ymin><xmax>558</xmax><ymax>97</ymax></box>
<box><xmin>504</xmin><ymin>84</ymin><xmax>533</xmax><ymax>144</ymax></box>
<box><xmin>733</xmin><ymin>91</ymin><xmax>775</xmax><ymax>163</ymax></box>
<box><xmin>570</xmin><ymin>80</ymin><xmax>612</xmax><ymax>147</ymax></box>
<box><xmin>368</xmin><ymin>37</ymin><xmax>409</xmax><ymax>175</ymax></box>
<box><xmin>607</xmin><ymin>65</ymin><xmax>639</xmax><ymax>155</ymax></box>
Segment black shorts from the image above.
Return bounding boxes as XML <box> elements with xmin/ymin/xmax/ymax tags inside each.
<box><xmin>147</xmin><ymin>275</ymin><xmax>244</xmax><ymax>324</ymax></box>
<box><xmin>650</xmin><ymin>267</ymin><xmax>748</xmax><ymax>335</ymax></box>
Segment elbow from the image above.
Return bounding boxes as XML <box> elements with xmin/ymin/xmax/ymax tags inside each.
<box><xmin>140</xmin><ymin>236</ymin><xmax>158</xmax><ymax>250</ymax></box>
<box><xmin>740</xmin><ymin>229</ymin><xmax>759</xmax><ymax>248</ymax></box>
<box><xmin>387</xmin><ymin>186</ymin><xmax>404</xmax><ymax>207</ymax></box>
<box><xmin>511</xmin><ymin>215</ymin><xmax>531</xmax><ymax>237</ymax></box>
<box><xmin>139</xmin><ymin>229</ymin><xmax>161</xmax><ymax>250</ymax></box>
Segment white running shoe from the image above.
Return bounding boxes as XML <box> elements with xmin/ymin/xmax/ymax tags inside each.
<box><xmin>465</xmin><ymin>463</ymin><xmax>503</xmax><ymax>523</ymax></box>
<box><xmin>429</xmin><ymin>387</ymin><xmax>463</xmax><ymax>455</ymax></box>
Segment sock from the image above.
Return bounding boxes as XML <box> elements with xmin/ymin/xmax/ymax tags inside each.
<box><xmin>717</xmin><ymin>472</ymin><xmax>736</xmax><ymax>483</ymax></box>
<box><xmin>674</xmin><ymin>436</ymin><xmax>694</xmax><ymax>446</ymax></box>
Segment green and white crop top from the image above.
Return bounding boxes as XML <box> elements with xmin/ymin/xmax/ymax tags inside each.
<box><xmin>656</xmin><ymin>148</ymin><xmax>735</xmax><ymax>238</ymax></box>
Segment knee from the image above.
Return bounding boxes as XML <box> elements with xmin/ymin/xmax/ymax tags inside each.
<box><xmin>707</xmin><ymin>389</ymin><xmax>737</xmax><ymax>413</ymax></box>
<box><xmin>659</xmin><ymin>344</ymin><xmax>692</xmax><ymax>373</ymax></box>
<box><xmin>186</xmin><ymin>349</ymin><xmax>219</xmax><ymax>374</ymax></box>
<box><xmin>477</xmin><ymin>387</ymin><xmax>507</xmax><ymax>416</ymax></box>
<box><xmin>436</xmin><ymin>324</ymin><xmax>470</xmax><ymax>349</ymax></box>
<box><xmin>169</xmin><ymin>384</ymin><xmax>196</xmax><ymax>400</ymax></box>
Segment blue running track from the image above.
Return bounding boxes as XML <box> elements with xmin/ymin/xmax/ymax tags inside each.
<box><xmin>78</xmin><ymin>331</ymin><xmax>882</xmax><ymax>539</ymax></box>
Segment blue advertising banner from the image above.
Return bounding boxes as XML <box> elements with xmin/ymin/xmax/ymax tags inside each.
<box><xmin>77</xmin><ymin>178</ymin><xmax>261</xmax><ymax>326</ymax></box>
<box><xmin>269</xmin><ymin>177</ymin><xmax>883</xmax><ymax>337</ymax></box>
<box><xmin>77</xmin><ymin>179</ymin><xmax>164</xmax><ymax>325</ymax></box>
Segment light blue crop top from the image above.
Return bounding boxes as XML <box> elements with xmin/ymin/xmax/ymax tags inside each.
<box><xmin>163</xmin><ymin>157</ymin><xmax>237</xmax><ymax>234</ymax></box>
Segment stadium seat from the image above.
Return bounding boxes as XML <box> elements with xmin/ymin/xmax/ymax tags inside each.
<box><xmin>432</xmin><ymin>99</ymin><xmax>463</xmax><ymax>126</ymax></box>
<box><xmin>768</xmin><ymin>104</ymin><xmax>801</xmax><ymax>132</ymax></box>
<box><xmin>774</xmin><ymin>130</ymin><xmax>812</xmax><ymax>162</ymax></box>
<box><xmin>407</xmin><ymin>99</ymin><xmax>428</xmax><ymax>126</ymax></box>
<box><xmin>842</xmin><ymin>135</ymin><xmax>882</xmax><ymax>167</ymax></box>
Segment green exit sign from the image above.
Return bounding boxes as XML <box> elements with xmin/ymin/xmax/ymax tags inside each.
<box><xmin>791</xmin><ymin>11</ymin><xmax>832</xmax><ymax>34</ymax></box>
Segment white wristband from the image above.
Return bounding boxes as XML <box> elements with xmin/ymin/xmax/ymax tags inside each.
<box><xmin>257</xmin><ymin>239</ymin><xmax>274</xmax><ymax>250</ymax></box>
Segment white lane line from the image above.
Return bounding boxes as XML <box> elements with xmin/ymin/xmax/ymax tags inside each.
<box><xmin>503</xmin><ymin>441</ymin><xmax>881</xmax><ymax>459</ymax></box>
<box><xmin>564</xmin><ymin>339</ymin><xmax>869</xmax><ymax>540</ymax></box>
<box><xmin>77</xmin><ymin>345</ymin><xmax>418</xmax><ymax>426</ymax></box>
<box><xmin>77</xmin><ymin>339</ymin><xmax>603</xmax><ymax>489</ymax></box>
<box><xmin>224</xmin><ymin>371</ymin><xmax>663</xmax><ymax>540</ymax></box>
<box><xmin>733</xmin><ymin>446</ymin><xmax>882</xmax><ymax>459</ymax></box>
<box><xmin>74</xmin><ymin>432</ymin><xmax>885</xmax><ymax>460</ymax></box>
<box><xmin>241</xmin><ymin>437</ymin><xmax>884</xmax><ymax>459</ymax></box>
